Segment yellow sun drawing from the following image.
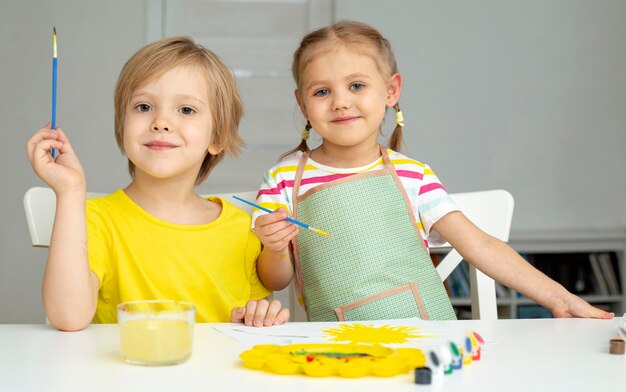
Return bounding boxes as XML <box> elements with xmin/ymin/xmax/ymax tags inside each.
<box><xmin>323</xmin><ymin>324</ymin><xmax>429</xmax><ymax>344</ymax></box>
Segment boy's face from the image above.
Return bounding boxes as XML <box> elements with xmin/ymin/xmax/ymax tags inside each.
<box><xmin>123</xmin><ymin>64</ymin><xmax>222</xmax><ymax>183</ymax></box>
<box><xmin>296</xmin><ymin>45</ymin><xmax>400</xmax><ymax>155</ymax></box>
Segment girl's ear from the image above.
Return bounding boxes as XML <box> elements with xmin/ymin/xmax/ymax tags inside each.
<box><xmin>386</xmin><ymin>72</ymin><xmax>402</xmax><ymax>108</ymax></box>
<box><xmin>208</xmin><ymin>143</ymin><xmax>223</xmax><ymax>156</ymax></box>
<box><xmin>294</xmin><ymin>89</ymin><xmax>308</xmax><ymax>118</ymax></box>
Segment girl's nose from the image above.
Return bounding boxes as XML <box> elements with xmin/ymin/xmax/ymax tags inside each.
<box><xmin>331</xmin><ymin>92</ymin><xmax>351</xmax><ymax>111</ymax></box>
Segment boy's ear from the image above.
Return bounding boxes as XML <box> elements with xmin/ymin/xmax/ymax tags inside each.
<box><xmin>386</xmin><ymin>72</ymin><xmax>402</xmax><ymax>107</ymax></box>
<box><xmin>208</xmin><ymin>143</ymin><xmax>223</xmax><ymax>155</ymax></box>
<box><xmin>294</xmin><ymin>89</ymin><xmax>308</xmax><ymax>118</ymax></box>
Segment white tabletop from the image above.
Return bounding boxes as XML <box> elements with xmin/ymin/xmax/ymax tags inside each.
<box><xmin>0</xmin><ymin>318</ymin><xmax>624</xmax><ymax>392</ymax></box>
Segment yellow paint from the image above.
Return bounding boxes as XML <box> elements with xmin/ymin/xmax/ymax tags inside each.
<box><xmin>323</xmin><ymin>323</ymin><xmax>428</xmax><ymax>344</ymax></box>
<box><xmin>119</xmin><ymin>319</ymin><xmax>193</xmax><ymax>365</ymax></box>
<box><xmin>240</xmin><ymin>343</ymin><xmax>425</xmax><ymax>378</ymax></box>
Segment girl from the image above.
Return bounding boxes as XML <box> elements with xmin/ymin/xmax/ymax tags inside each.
<box><xmin>253</xmin><ymin>21</ymin><xmax>613</xmax><ymax>322</ymax></box>
<box><xmin>26</xmin><ymin>37</ymin><xmax>288</xmax><ymax>331</ymax></box>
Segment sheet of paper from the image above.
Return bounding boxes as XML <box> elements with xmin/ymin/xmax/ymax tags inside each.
<box><xmin>214</xmin><ymin>318</ymin><xmax>475</xmax><ymax>349</ymax></box>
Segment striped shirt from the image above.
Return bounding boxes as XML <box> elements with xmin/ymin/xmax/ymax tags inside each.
<box><xmin>253</xmin><ymin>149</ymin><xmax>459</xmax><ymax>247</ymax></box>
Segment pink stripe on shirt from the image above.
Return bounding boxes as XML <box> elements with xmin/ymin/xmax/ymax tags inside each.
<box><xmin>419</xmin><ymin>182</ymin><xmax>445</xmax><ymax>195</ymax></box>
<box><xmin>396</xmin><ymin>170</ymin><xmax>424</xmax><ymax>180</ymax></box>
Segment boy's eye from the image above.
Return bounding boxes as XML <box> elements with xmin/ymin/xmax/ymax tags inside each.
<box><xmin>136</xmin><ymin>103</ymin><xmax>151</xmax><ymax>112</ymax></box>
<box><xmin>350</xmin><ymin>83</ymin><xmax>365</xmax><ymax>91</ymax></box>
<box><xmin>313</xmin><ymin>88</ymin><xmax>330</xmax><ymax>97</ymax></box>
<box><xmin>179</xmin><ymin>107</ymin><xmax>195</xmax><ymax>115</ymax></box>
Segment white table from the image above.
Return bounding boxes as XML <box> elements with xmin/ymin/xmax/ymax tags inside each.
<box><xmin>0</xmin><ymin>318</ymin><xmax>624</xmax><ymax>392</ymax></box>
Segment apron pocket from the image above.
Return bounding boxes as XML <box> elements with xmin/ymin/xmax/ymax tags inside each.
<box><xmin>333</xmin><ymin>283</ymin><xmax>429</xmax><ymax>322</ymax></box>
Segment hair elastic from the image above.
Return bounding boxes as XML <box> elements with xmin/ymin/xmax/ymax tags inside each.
<box><xmin>395</xmin><ymin>110</ymin><xmax>404</xmax><ymax>128</ymax></box>
<box><xmin>301</xmin><ymin>126</ymin><xmax>310</xmax><ymax>141</ymax></box>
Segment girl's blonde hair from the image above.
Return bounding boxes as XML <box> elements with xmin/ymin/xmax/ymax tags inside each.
<box><xmin>114</xmin><ymin>36</ymin><xmax>244</xmax><ymax>185</ymax></box>
<box><xmin>282</xmin><ymin>20</ymin><xmax>403</xmax><ymax>160</ymax></box>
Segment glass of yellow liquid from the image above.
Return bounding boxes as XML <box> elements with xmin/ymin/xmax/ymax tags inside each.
<box><xmin>117</xmin><ymin>300</ymin><xmax>195</xmax><ymax>366</ymax></box>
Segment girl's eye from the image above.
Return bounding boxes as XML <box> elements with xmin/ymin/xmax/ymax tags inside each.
<box><xmin>313</xmin><ymin>88</ymin><xmax>330</xmax><ymax>97</ymax></box>
<box><xmin>179</xmin><ymin>107</ymin><xmax>195</xmax><ymax>115</ymax></box>
<box><xmin>350</xmin><ymin>83</ymin><xmax>365</xmax><ymax>91</ymax></box>
<box><xmin>136</xmin><ymin>103</ymin><xmax>151</xmax><ymax>112</ymax></box>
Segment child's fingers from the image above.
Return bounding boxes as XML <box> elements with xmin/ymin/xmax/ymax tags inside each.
<box><xmin>230</xmin><ymin>307</ymin><xmax>246</xmax><ymax>323</ymax></box>
<box><xmin>26</xmin><ymin>129</ymin><xmax>59</xmax><ymax>156</ymax></box>
<box><xmin>244</xmin><ymin>299</ymin><xmax>268</xmax><ymax>327</ymax></box>
<box><xmin>262</xmin><ymin>299</ymin><xmax>283</xmax><ymax>326</ymax></box>
<box><xmin>260</xmin><ymin>224</ymin><xmax>298</xmax><ymax>246</ymax></box>
<box><xmin>28</xmin><ymin>137</ymin><xmax>63</xmax><ymax>165</ymax></box>
<box><xmin>273</xmin><ymin>308</ymin><xmax>290</xmax><ymax>325</ymax></box>
<box><xmin>249</xmin><ymin>299</ymin><xmax>270</xmax><ymax>327</ymax></box>
<box><xmin>53</xmin><ymin>128</ymin><xmax>76</xmax><ymax>155</ymax></box>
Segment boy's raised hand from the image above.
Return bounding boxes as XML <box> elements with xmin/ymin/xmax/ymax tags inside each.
<box><xmin>254</xmin><ymin>208</ymin><xmax>299</xmax><ymax>252</ymax></box>
<box><xmin>231</xmin><ymin>298</ymin><xmax>290</xmax><ymax>326</ymax></box>
<box><xmin>26</xmin><ymin>124</ymin><xmax>85</xmax><ymax>193</ymax></box>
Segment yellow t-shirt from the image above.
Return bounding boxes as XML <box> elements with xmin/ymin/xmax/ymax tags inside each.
<box><xmin>86</xmin><ymin>190</ymin><xmax>270</xmax><ymax>323</ymax></box>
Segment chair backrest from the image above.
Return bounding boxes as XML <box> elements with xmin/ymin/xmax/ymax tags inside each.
<box><xmin>432</xmin><ymin>189</ymin><xmax>515</xmax><ymax>320</ymax></box>
<box><xmin>23</xmin><ymin>187</ymin><xmax>513</xmax><ymax>321</ymax></box>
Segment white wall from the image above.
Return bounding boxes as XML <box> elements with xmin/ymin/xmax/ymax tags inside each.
<box><xmin>2</xmin><ymin>0</ymin><xmax>625</xmax><ymax>323</ymax></box>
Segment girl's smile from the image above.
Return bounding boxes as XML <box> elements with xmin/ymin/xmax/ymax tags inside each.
<box><xmin>331</xmin><ymin>115</ymin><xmax>361</xmax><ymax>125</ymax></box>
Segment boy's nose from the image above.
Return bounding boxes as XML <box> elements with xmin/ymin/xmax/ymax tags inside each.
<box><xmin>151</xmin><ymin>116</ymin><xmax>170</xmax><ymax>132</ymax></box>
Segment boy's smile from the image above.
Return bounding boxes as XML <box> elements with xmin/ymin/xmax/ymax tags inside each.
<box><xmin>144</xmin><ymin>140</ymin><xmax>178</xmax><ymax>151</ymax></box>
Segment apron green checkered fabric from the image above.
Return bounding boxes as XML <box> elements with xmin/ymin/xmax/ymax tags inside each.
<box><xmin>292</xmin><ymin>148</ymin><xmax>456</xmax><ymax>322</ymax></box>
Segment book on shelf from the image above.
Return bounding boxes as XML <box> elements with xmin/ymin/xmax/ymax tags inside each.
<box><xmin>452</xmin><ymin>263</ymin><xmax>470</xmax><ymax>298</ymax></box>
<box><xmin>598</xmin><ymin>252</ymin><xmax>620</xmax><ymax>295</ymax></box>
<box><xmin>589</xmin><ymin>253</ymin><xmax>610</xmax><ymax>296</ymax></box>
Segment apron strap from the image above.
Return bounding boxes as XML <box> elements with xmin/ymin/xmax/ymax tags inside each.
<box><xmin>291</xmin><ymin>151</ymin><xmax>310</xmax><ymax>304</ymax></box>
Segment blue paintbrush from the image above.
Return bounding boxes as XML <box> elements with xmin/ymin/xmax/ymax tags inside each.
<box><xmin>51</xmin><ymin>27</ymin><xmax>58</xmax><ymax>158</ymax></box>
<box><xmin>232</xmin><ymin>195</ymin><xmax>330</xmax><ymax>237</ymax></box>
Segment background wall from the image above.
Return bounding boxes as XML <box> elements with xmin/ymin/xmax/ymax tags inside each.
<box><xmin>1</xmin><ymin>0</ymin><xmax>625</xmax><ymax>323</ymax></box>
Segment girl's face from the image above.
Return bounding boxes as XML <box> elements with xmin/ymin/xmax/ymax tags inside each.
<box><xmin>123</xmin><ymin>64</ymin><xmax>222</xmax><ymax>184</ymax></box>
<box><xmin>296</xmin><ymin>45</ymin><xmax>401</xmax><ymax>157</ymax></box>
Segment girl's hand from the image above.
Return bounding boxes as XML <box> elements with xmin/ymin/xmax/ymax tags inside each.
<box><xmin>26</xmin><ymin>125</ymin><xmax>85</xmax><ymax>193</ymax></box>
<box><xmin>254</xmin><ymin>208</ymin><xmax>299</xmax><ymax>252</ymax></box>
<box><xmin>230</xmin><ymin>298</ymin><xmax>290</xmax><ymax>326</ymax></box>
<box><xmin>549</xmin><ymin>293</ymin><xmax>614</xmax><ymax>319</ymax></box>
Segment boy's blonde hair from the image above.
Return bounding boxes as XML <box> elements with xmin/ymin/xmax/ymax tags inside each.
<box><xmin>282</xmin><ymin>20</ymin><xmax>403</xmax><ymax>160</ymax></box>
<box><xmin>114</xmin><ymin>36</ymin><xmax>244</xmax><ymax>184</ymax></box>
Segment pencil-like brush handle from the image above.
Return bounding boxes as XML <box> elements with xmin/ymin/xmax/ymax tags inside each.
<box><xmin>232</xmin><ymin>195</ymin><xmax>330</xmax><ymax>237</ymax></box>
<box><xmin>52</xmin><ymin>58</ymin><xmax>57</xmax><ymax>129</ymax></box>
<box><xmin>51</xmin><ymin>27</ymin><xmax>58</xmax><ymax>158</ymax></box>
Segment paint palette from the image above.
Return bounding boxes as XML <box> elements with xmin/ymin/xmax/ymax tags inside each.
<box><xmin>240</xmin><ymin>343</ymin><xmax>426</xmax><ymax>377</ymax></box>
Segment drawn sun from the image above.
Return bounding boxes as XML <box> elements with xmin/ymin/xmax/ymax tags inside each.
<box><xmin>323</xmin><ymin>324</ymin><xmax>429</xmax><ymax>344</ymax></box>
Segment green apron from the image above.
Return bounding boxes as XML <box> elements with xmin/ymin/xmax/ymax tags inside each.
<box><xmin>292</xmin><ymin>146</ymin><xmax>456</xmax><ymax>322</ymax></box>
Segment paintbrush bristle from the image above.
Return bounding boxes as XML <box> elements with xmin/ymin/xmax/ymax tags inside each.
<box><xmin>53</xmin><ymin>26</ymin><xmax>56</xmax><ymax>35</ymax></box>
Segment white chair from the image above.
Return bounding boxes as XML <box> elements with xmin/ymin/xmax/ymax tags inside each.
<box><xmin>434</xmin><ymin>190</ymin><xmax>514</xmax><ymax>320</ymax></box>
<box><xmin>24</xmin><ymin>187</ymin><xmax>513</xmax><ymax>321</ymax></box>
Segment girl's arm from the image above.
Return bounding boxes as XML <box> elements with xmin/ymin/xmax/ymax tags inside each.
<box><xmin>27</xmin><ymin>126</ymin><xmax>99</xmax><ymax>330</ymax></box>
<box><xmin>432</xmin><ymin>211</ymin><xmax>613</xmax><ymax>319</ymax></box>
<box><xmin>254</xmin><ymin>209</ymin><xmax>298</xmax><ymax>291</ymax></box>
